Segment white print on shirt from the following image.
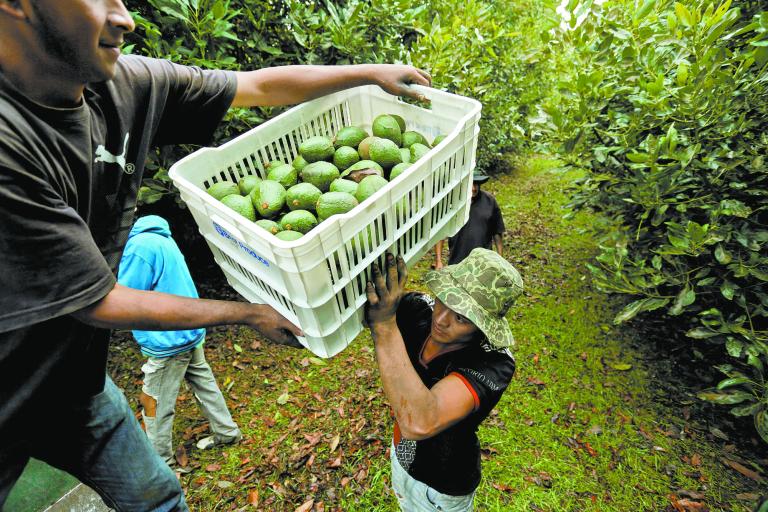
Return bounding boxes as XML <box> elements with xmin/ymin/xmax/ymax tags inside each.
<box><xmin>94</xmin><ymin>132</ymin><xmax>135</xmax><ymax>174</ymax></box>
<box><xmin>457</xmin><ymin>367</ymin><xmax>503</xmax><ymax>392</ymax></box>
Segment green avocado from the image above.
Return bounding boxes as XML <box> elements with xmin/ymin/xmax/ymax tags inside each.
<box><xmin>389</xmin><ymin>162</ymin><xmax>411</xmax><ymax>181</ymax></box>
<box><xmin>207</xmin><ymin>181</ymin><xmax>240</xmax><ymax>201</ymax></box>
<box><xmin>237</xmin><ymin>175</ymin><xmax>262</xmax><ymax>196</ymax></box>
<box><xmin>372</xmin><ymin>114</ymin><xmax>402</xmax><ymax>147</ymax></box>
<box><xmin>221</xmin><ymin>194</ymin><xmax>256</xmax><ymax>221</ymax></box>
<box><xmin>399</xmin><ymin>147</ymin><xmax>411</xmax><ymax>164</ymax></box>
<box><xmin>275</xmin><ymin>230</ymin><xmax>303</xmax><ymax>241</ymax></box>
<box><xmin>432</xmin><ymin>134</ymin><xmax>447</xmax><ymax>146</ymax></box>
<box><xmin>333</xmin><ymin>126</ymin><xmax>369</xmax><ymax>149</ymax></box>
<box><xmin>267</xmin><ymin>163</ymin><xmax>298</xmax><ymax>188</ymax></box>
<box><xmin>255</xmin><ymin>219</ymin><xmax>281</xmax><ymax>234</ymax></box>
<box><xmin>355</xmin><ymin>175</ymin><xmax>389</xmax><ymax>203</ymax></box>
<box><xmin>369</xmin><ymin>138</ymin><xmax>402</xmax><ymax>169</ymax></box>
<box><xmin>389</xmin><ymin>114</ymin><xmax>406</xmax><ymax>133</ymax></box>
<box><xmin>402</xmin><ymin>131</ymin><xmax>428</xmax><ymax>148</ymax></box>
<box><xmin>357</xmin><ymin>136</ymin><xmax>377</xmax><ymax>160</ymax></box>
<box><xmin>279</xmin><ymin>209</ymin><xmax>318</xmax><ymax>234</ymax></box>
<box><xmin>316</xmin><ymin>191</ymin><xmax>359</xmax><ymax>221</ymax></box>
<box><xmin>333</xmin><ymin>146</ymin><xmax>361</xmax><ymax>171</ymax></box>
<box><xmin>250</xmin><ymin>180</ymin><xmax>286</xmax><ymax>218</ymax></box>
<box><xmin>301</xmin><ymin>161</ymin><xmax>340</xmax><ymax>192</ymax></box>
<box><xmin>299</xmin><ymin>136</ymin><xmax>335</xmax><ymax>163</ymax></box>
<box><xmin>329</xmin><ymin>179</ymin><xmax>359</xmax><ymax>196</ymax></box>
<box><xmin>410</xmin><ymin>143</ymin><xmax>430</xmax><ymax>163</ymax></box>
<box><xmin>292</xmin><ymin>155</ymin><xmax>309</xmax><ymax>171</ymax></box>
<box><xmin>286</xmin><ymin>182</ymin><xmax>322</xmax><ymax>212</ymax></box>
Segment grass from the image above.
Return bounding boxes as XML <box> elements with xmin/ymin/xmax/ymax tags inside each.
<box><xmin>108</xmin><ymin>155</ymin><xmax>765</xmax><ymax>511</ymax></box>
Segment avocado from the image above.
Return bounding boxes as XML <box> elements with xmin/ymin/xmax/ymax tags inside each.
<box><xmin>275</xmin><ymin>230</ymin><xmax>303</xmax><ymax>241</ymax></box>
<box><xmin>255</xmin><ymin>219</ymin><xmax>281</xmax><ymax>234</ymax></box>
<box><xmin>264</xmin><ymin>160</ymin><xmax>285</xmax><ymax>171</ymax></box>
<box><xmin>333</xmin><ymin>126</ymin><xmax>369</xmax><ymax>149</ymax></box>
<box><xmin>389</xmin><ymin>162</ymin><xmax>411</xmax><ymax>180</ymax></box>
<box><xmin>286</xmin><ymin>182</ymin><xmax>322</xmax><ymax>211</ymax></box>
<box><xmin>207</xmin><ymin>181</ymin><xmax>240</xmax><ymax>201</ymax></box>
<box><xmin>267</xmin><ymin>163</ymin><xmax>298</xmax><ymax>188</ymax></box>
<box><xmin>341</xmin><ymin>159</ymin><xmax>384</xmax><ymax>176</ymax></box>
<box><xmin>316</xmin><ymin>191</ymin><xmax>359</xmax><ymax>221</ymax></box>
<box><xmin>301</xmin><ymin>161</ymin><xmax>340</xmax><ymax>192</ymax></box>
<box><xmin>299</xmin><ymin>136</ymin><xmax>335</xmax><ymax>163</ymax></box>
<box><xmin>237</xmin><ymin>175</ymin><xmax>261</xmax><ymax>196</ymax></box>
<box><xmin>279</xmin><ymin>209</ymin><xmax>318</xmax><ymax>234</ymax></box>
<box><xmin>250</xmin><ymin>180</ymin><xmax>286</xmax><ymax>218</ymax></box>
<box><xmin>292</xmin><ymin>155</ymin><xmax>309</xmax><ymax>171</ymax></box>
<box><xmin>357</xmin><ymin>136</ymin><xmax>377</xmax><ymax>160</ymax></box>
<box><xmin>389</xmin><ymin>114</ymin><xmax>406</xmax><ymax>133</ymax></box>
<box><xmin>333</xmin><ymin>146</ymin><xmax>361</xmax><ymax>171</ymax></box>
<box><xmin>221</xmin><ymin>193</ymin><xmax>256</xmax><ymax>221</ymax></box>
<box><xmin>369</xmin><ymin>138</ymin><xmax>402</xmax><ymax>169</ymax></box>
<box><xmin>402</xmin><ymin>131</ymin><xmax>428</xmax><ymax>148</ymax></box>
<box><xmin>399</xmin><ymin>148</ymin><xmax>411</xmax><ymax>164</ymax></box>
<box><xmin>410</xmin><ymin>143</ymin><xmax>430</xmax><ymax>163</ymax></box>
<box><xmin>372</xmin><ymin>115</ymin><xmax>402</xmax><ymax>147</ymax></box>
<box><xmin>355</xmin><ymin>175</ymin><xmax>389</xmax><ymax>203</ymax></box>
<box><xmin>329</xmin><ymin>179</ymin><xmax>359</xmax><ymax>196</ymax></box>
<box><xmin>432</xmin><ymin>134</ymin><xmax>447</xmax><ymax>146</ymax></box>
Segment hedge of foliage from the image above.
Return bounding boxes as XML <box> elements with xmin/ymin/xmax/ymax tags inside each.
<box><xmin>535</xmin><ymin>0</ymin><xmax>768</xmax><ymax>440</ymax></box>
<box><xmin>124</xmin><ymin>0</ymin><xmax>560</xmax><ymax>205</ymax></box>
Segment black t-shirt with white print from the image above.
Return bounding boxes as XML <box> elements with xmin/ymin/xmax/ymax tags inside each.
<box><xmin>0</xmin><ymin>55</ymin><xmax>236</xmax><ymax>438</ymax></box>
<box><xmin>392</xmin><ymin>292</ymin><xmax>516</xmax><ymax>496</ymax></box>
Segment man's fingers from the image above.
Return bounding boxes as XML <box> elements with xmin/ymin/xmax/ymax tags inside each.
<box><xmin>385</xmin><ymin>253</ymin><xmax>398</xmax><ymax>291</ymax></box>
<box><xmin>365</xmin><ymin>281</ymin><xmax>379</xmax><ymax>305</ymax></box>
<box><xmin>282</xmin><ymin>320</ymin><xmax>303</xmax><ymax>337</ymax></box>
<box><xmin>372</xmin><ymin>262</ymin><xmax>387</xmax><ymax>294</ymax></box>
<box><xmin>397</xmin><ymin>255</ymin><xmax>408</xmax><ymax>288</ymax></box>
<box><xmin>417</xmin><ymin>68</ymin><xmax>432</xmax><ymax>86</ymax></box>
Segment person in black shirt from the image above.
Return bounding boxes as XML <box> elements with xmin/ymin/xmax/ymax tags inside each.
<box><xmin>366</xmin><ymin>248</ymin><xmax>523</xmax><ymax>511</ymax></box>
<box><xmin>0</xmin><ymin>1</ymin><xmax>431</xmax><ymax>510</ymax></box>
<box><xmin>435</xmin><ymin>171</ymin><xmax>505</xmax><ymax>268</ymax></box>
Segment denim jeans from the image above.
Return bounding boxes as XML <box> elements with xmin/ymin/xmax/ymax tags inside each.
<box><xmin>0</xmin><ymin>376</ymin><xmax>187</xmax><ymax>512</ymax></box>
<box><xmin>390</xmin><ymin>444</ymin><xmax>475</xmax><ymax>512</ymax></box>
<box><xmin>141</xmin><ymin>343</ymin><xmax>240</xmax><ymax>464</ymax></box>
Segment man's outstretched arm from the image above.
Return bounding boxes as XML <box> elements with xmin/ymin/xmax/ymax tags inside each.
<box><xmin>71</xmin><ymin>284</ymin><xmax>303</xmax><ymax>347</ymax></box>
<box><xmin>231</xmin><ymin>64</ymin><xmax>431</xmax><ymax>107</ymax></box>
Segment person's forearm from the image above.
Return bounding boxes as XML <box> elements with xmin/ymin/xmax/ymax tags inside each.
<box><xmin>72</xmin><ymin>283</ymin><xmax>256</xmax><ymax>331</ymax></box>
<box><xmin>494</xmin><ymin>234</ymin><xmax>503</xmax><ymax>256</ymax></box>
<box><xmin>233</xmin><ymin>65</ymin><xmax>383</xmax><ymax>107</ymax></box>
<box><xmin>371</xmin><ymin>319</ymin><xmax>439</xmax><ymax>440</ymax></box>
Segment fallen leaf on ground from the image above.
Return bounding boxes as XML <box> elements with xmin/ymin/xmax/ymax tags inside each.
<box><xmin>721</xmin><ymin>458</ymin><xmax>763</xmax><ymax>482</ymax></box>
<box><xmin>295</xmin><ymin>499</ymin><xmax>314</xmax><ymax>512</ymax></box>
<box><xmin>247</xmin><ymin>489</ymin><xmax>259</xmax><ymax>507</ymax></box>
<box><xmin>330</xmin><ymin>434</ymin><xmax>340</xmax><ymax>453</ymax></box>
<box><xmin>206</xmin><ymin>463</ymin><xmax>221</xmax><ymax>472</ymax></box>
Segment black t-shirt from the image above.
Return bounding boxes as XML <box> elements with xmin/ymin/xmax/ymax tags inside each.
<box><xmin>448</xmin><ymin>190</ymin><xmax>505</xmax><ymax>264</ymax></box>
<box><xmin>0</xmin><ymin>55</ymin><xmax>236</xmax><ymax>437</ymax></box>
<box><xmin>392</xmin><ymin>292</ymin><xmax>515</xmax><ymax>495</ymax></box>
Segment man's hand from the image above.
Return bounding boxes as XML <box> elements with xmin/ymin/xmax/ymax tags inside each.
<box><xmin>369</xmin><ymin>64</ymin><xmax>432</xmax><ymax>102</ymax></box>
<box><xmin>245</xmin><ymin>304</ymin><xmax>304</xmax><ymax>349</ymax></box>
<box><xmin>365</xmin><ymin>253</ymin><xmax>407</xmax><ymax>326</ymax></box>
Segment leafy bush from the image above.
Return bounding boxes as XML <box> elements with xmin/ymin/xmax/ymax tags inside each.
<box><xmin>539</xmin><ymin>0</ymin><xmax>768</xmax><ymax>440</ymax></box>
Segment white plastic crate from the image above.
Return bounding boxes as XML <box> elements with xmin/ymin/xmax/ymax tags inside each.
<box><xmin>168</xmin><ymin>84</ymin><xmax>481</xmax><ymax>357</ymax></box>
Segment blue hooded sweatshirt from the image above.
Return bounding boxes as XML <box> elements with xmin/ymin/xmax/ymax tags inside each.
<box><xmin>117</xmin><ymin>215</ymin><xmax>204</xmax><ymax>358</ymax></box>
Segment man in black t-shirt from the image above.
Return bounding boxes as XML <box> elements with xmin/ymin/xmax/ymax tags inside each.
<box><xmin>365</xmin><ymin>249</ymin><xmax>523</xmax><ymax>510</ymax></box>
<box><xmin>0</xmin><ymin>2</ymin><xmax>431</xmax><ymax>510</ymax></box>
<box><xmin>435</xmin><ymin>170</ymin><xmax>505</xmax><ymax>268</ymax></box>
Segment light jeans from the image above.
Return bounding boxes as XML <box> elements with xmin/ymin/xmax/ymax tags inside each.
<box><xmin>141</xmin><ymin>343</ymin><xmax>240</xmax><ymax>465</ymax></box>
<box><xmin>390</xmin><ymin>444</ymin><xmax>475</xmax><ymax>512</ymax></box>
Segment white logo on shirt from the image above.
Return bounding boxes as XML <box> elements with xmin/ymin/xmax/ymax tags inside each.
<box><xmin>94</xmin><ymin>133</ymin><xmax>134</xmax><ymax>174</ymax></box>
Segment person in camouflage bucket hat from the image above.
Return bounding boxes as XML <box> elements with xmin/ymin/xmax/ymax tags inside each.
<box><xmin>365</xmin><ymin>250</ymin><xmax>522</xmax><ymax>511</ymax></box>
<box><xmin>425</xmin><ymin>248</ymin><xmax>523</xmax><ymax>349</ymax></box>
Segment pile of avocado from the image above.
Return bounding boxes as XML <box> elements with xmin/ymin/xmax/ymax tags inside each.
<box><xmin>206</xmin><ymin>113</ymin><xmax>447</xmax><ymax>241</ymax></box>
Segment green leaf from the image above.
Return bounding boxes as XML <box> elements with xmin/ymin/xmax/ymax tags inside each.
<box><xmin>614</xmin><ymin>297</ymin><xmax>669</xmax><ymax>324</ymax></box>
<box><xmin>756</xmin><ymin>409</ymin><xmax>768</xmax><ymax>444</ymax></box>
<box><xmin>610</xmin><ymin>362</ymin><xmax>633</xmax><ymax>371</ymax></box>
<box><xmin>697</xmin><ymin>390</ymin><xmax>753</xmax><ymax>405</ymax></box>
<box><xmin>674</xmin><ymin>2</ymin><xmax>694</xmax><ymax>27</ymax></box>
<box><xmin>669</xmin><ymin>286</ymin><xmax>695</xmax><ymax>315</ymax></box>
<box><xmin>730</xmin><ymin>402</ymin><xmax>761</xmax><ymax>417</ymax></box>
<box><xmin>233</xmin><ymin>343</ymin><xmax>243</xmax><ymax>353</ymax></box>
<box><xmin>276</xmin><ymin>392</ymin><xmax>290</xmax><ymax>405</ymax></box>
<box><xmin>308</xmin><ymin>357</ymin><xmax>327</xmax><ymax>366</ymax></box>
<box><xmin>634</xmin><ymin>0</ymin><xmax>656</xmax><ymax>21</ymax></box>
<box><xmin>725</xmin><ymin>337</ymin><xmax>744</xmax><ymax>357</ymax></box>
<box><xmin>716</xmin><ymin>377</ymin><xmax>752</xmax><ymax>390</ymax></box>
<box><xmin>714</xmin><ymin>244</ymin><xmax>732</xmax><ymax>264</ymax></box>
<box><xmin>686</xmin><ymin>327</ymin><xmax>720</xmax><ymax>339</ymax></box>
<box><xmin>720</xmin><ymin>280</ymin><xmax>736</xmax><ymax>300</ymax></box>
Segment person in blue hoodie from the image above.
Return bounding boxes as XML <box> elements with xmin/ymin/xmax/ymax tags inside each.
<box><xmin>118</xmin><ymin>215</ymin><xmax>241</xmax><ymax>470</ymax></box>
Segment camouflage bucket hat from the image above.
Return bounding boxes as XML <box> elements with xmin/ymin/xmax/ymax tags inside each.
<box><xmin>424</xmin><ymin>248</ymin><xmax>523</xmax><ymax>348</ymax></box>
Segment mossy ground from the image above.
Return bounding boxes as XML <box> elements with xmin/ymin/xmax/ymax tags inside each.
<box><xmin>109</xmin><ymin>156</ymin><xmax>766</xmax><ymax>511</ymax></box>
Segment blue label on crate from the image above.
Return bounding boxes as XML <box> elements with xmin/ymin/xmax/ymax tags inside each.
<box><xmin>213</xmin><ymin>222</ymin><xmax>270</xmax><ymax>267</ymax></box>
